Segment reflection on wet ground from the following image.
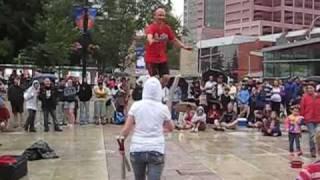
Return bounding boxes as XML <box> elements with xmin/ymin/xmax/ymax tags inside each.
<box><xmin>0</xmin><ymin>125</ymin><xmax>312</xmax><ymax>180</ymax></box>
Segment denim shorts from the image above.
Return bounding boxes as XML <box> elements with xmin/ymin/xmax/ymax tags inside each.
<box><xmin>130</xmin><ymin>151</ymin><xmax>165</xmax><ymax>180</ymax></box>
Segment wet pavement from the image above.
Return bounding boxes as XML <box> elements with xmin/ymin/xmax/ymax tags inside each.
<box><xmin>0</xmin><ymin>125</ymin><xmax>314</xmax><ymax>180</ymax></box>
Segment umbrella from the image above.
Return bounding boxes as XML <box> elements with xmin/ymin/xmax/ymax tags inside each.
<box><xmin>202</xmin><ymin>69</ymin><xmax>228</xmax><ymax>82</ymax></box>
<box><xmin>32</xmin><ymin>73</ymin><xmax>57</xmax><ymax>82</ymax></box>
<box><xmin>305</xmin><ymin>76</ymin><xmax>320</xmax><ymax>83</ymax></box>
<box><xmin>174</xmin><ymin>102</ymin><xmax>197</xmax><ymax>112</ymax></box>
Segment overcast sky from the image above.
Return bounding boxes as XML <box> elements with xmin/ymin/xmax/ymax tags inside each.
<box><xmin>172</xmin><ymin>0</ymin><xmax>183</xmax><ymax>18</ymax></box>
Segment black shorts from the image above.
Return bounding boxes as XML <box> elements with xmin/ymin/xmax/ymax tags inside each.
<box><xmin>146</xmin><ymin>62</ymin><xmax>169</xmax><ymax>77</ymax></box>
<box><xmin>11</xmin><ymin>103</ymin><xmax>23</xmax><ymax>114</ymax></box>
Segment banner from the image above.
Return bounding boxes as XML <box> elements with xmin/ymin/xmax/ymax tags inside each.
<box><xmin>74</xmin><ymin>7</ymin><xmax>97</xmax><ymax>31</ymax></box>
<box><xmin>135</xmin><ymin>47</ymin><xmax>147</xmax><ymax>75</ymax></box>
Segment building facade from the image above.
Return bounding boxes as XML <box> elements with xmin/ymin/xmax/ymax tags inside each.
<box><xmin>225</xmin><ymin>0</ymin><xmax>320</xmax><ymax>36</ymax></box>
<box><xmin>263</xmin><ymin>38</ymin><xmax>320</xmax><ymax>78</ymax></box>
<box><xmin>183</xmin><ymin>0</ymin><xmax>224</xmax><ymax>43</ymax></box>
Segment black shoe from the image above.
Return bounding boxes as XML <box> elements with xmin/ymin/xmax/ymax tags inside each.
<box><xmin>29</xmin><ymin>129</ymin><xmax>37</xmax><ymax>132</ymax></box>
<box><xmin>44</xmin><ymin>128</ymin><xmax>49</xmax><ymax>132</ymax></box>
<box><xmin>54</xmin><ymin>127</ymin><xmax>62</xmax><ymax>132</ymax></box>
<box><xmin>311</xmin><ymin>151</ymin><xmax>317</xmax><ymax>158</ymax></box>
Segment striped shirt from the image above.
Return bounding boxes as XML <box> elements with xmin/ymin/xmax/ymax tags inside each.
<box><xmin>297</xmin><ymin>161</ymin><xmax>320</xmax><ymax>180</ymax></box>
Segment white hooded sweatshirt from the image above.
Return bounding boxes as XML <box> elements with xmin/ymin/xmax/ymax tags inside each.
<box><xmin>128</xmin><ymin>77</ymin><xmax>171</xmax><ymax>154</ymax></box>
<box><xmin>24</xmin><ymin>80</ymin><xmax>40</xmax><ymax>110</ymax></box>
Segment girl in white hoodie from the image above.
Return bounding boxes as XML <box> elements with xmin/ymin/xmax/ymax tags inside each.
<box><xmin>24</xmin><ymin>80</ymin><xmax>40</xmax><ymax>132</ymax></box>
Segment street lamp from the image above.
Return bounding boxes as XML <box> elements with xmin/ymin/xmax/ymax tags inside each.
<box><xmin>82</xmin><ymin>0</ymin><xmax>89</xmax><ymax>81</ymax></box>
<box><xmin>307</xmin><ymin>15</ymin><xmax>320</xmax><ymax>39</ymax></box>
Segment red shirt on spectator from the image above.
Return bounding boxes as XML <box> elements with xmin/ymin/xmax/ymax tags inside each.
<box><xmin>300</xmin><ymin>93</ymin><xmax>320</xmax><ymax>123</ymax></box>
<box><xmin>145</xmin><ymin>23</ymin><xmax>175</xmax><ymax>64</ymax></box>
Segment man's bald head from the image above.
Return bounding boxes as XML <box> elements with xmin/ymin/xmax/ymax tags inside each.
<box><xmin>153</xmin><ymin>7</ymin><xmax>166</xmax><ymax>23</ymax></box>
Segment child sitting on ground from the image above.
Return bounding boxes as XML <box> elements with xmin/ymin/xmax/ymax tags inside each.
<box><xmin>262</xmin><ymin>111</ymin><xmax>282</xmax><ymax>136</ymax></box>
<box><xmin>207</xmin><ymin>103</ymin><xmax>221</xmax><ymax>124</ymax></box>
<box><xmin>248</xmin><ymin>110</ymin><xmax>264</xmax><ymax>128</ymax></box>
<box><xmin>191</xmin><ymin>106</ymin><xmax>206</xmax><ymax>132</ymax></box>
<box><xmin>285</xmin><ymin>105</ymin><xmax>303</xmax><ymax>156</ymax></box>
<box><xmin>214</xmin><ymin>103</ymin><xmax>238</xmax><ymax>131</ymax></box>
<box><xmin>177</xmin><ymin>105</ymin><xmax>194</xmax><ymax>130</ymax></box>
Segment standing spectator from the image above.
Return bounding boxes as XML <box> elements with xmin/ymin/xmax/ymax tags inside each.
<box><xmin>73</xmin><ymin>78</ymin><xmax>80</xmax><ymax>123</ymax></box>
<box><xmin>261</xmin><ymin>80</ymin><xmax>273</xmax><ymax>103</ymax></box>
<box><xmin>285</xmin><ymin>78</ymin><xmax>297</xmax><ymax>112</ymax></box>
<box><xmin>216</xmin><ymin>75</ymin><xmax>225</xmax><ymax>99</ymax></box>
<box><xmin>39</xmin><ymin>78</ymin><xmax>62</xmax><ymax>132</ymax></box>
<box><xmin>78</xmin><ymin>78</ymin><xmax>92</xmax><ymax>125</ymax></box>
<box><xmin>229</xmin><ymin>80</ymin><xmax>238</xmax><ymax>103</ymax></box>
<box><xmin>204</xmin><ymin>76</ymin><xmax>216</xmax><ymax>104</ymax></box>
<box><xmin>132</xmin><ymin>80</ymin><xmax>143</xmax><ymax>101</ymax></box>
<box><xmin>220</xmin><ymin>87</ymin><xmax>231</xmax><ymax>112</ymax></box>
<box><xmin>8</xmin><ymin>70</ymin><xmax>17</xmax><ymax>86</ymax></box>
<box><xmin>285</xmin><ymin>105</ymin><xmax>303</xmax><ymax>156</ymax></box>
<box><xmin>64</xmin><ymin>79</ymin><xmax>77</xmax><ymax>125</ymax></box>
<box><xmin>300</xmin><ymin>83</ymin><xmax>320</xmax><ymax>157</ymax></box>
<box><xmin>57</xmin><ymin>79</ymin><xmax>66</xmax><ymax>125</ymax></box>
<box><xmin>171</xmin><ymin>86</ymin><xmax>182</xmax><ymax>120</ymax></box>
<box><xmin>116</xmin><ymin>78</ymin><xmax>130</xmax><ymax>115</ymax></box>
<box><xmin>191</xmin><ymin>80</ymin><xmax>201</xmax><ymax>105</ymax></box>
<box><xmin>24</xmin><ymin>80</ymin><xmax>40</xmax><ymax>132</ymax></box>
<box><xmin>270</xmin><ymin>80</ymin><xmax>282</xmax><ymax>115</ymax></box>
<box><xmin>7</xmin><ymin>77</ymin><xmax>24</xmax><ymax>129</ymax></box>
<box><xmin>93</xmin><ymin>81</ymin><xmax>108</xmax><ymax>125</ymax></box>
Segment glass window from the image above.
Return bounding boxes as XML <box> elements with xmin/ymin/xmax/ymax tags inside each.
<box><xmin>205</xmin><ymin>0</ymin><xmax>224</xmax><ymax>28</ymax></box>
<box><xmin>264</xmin><ymin>64</ymin><xmax>274</xmax><ymax>77</ymax></box>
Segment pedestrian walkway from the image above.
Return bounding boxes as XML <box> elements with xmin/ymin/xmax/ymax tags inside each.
<box><xmin>0</xmin><ymin>125</ymin><xmax>313</xmax><ymax>180</ymax></box>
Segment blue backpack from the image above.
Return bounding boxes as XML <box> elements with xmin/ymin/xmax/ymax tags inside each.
<box><xmin>114</xmin><ymin>111</ymin><xmax>125</xmax><ymax>124</ymax></box>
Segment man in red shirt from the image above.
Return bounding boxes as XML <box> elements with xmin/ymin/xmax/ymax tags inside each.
<box><xmin>300</xmin><ymin>83</ymin><xmax>320</xmax><ymax>157</ymax></box>
<box><xmin>145</xmin><ymin>7</ymin><xmax>192</xmax><ymax>86</ymax></box>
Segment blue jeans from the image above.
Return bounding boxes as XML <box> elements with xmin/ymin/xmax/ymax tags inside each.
<box><xmin>79</xmin><ymin>101</ymin><xmax>90</xmax><ymax>123</ymax></box>
<box><xmin>306</xmin><ymin>122</ymin><xmax>319</xmax><ymax>153</ymax></box>
<box><xmin>130</xmin><ymin>151</ymin><xmax>164</xmax><ymax>180</ymax></box>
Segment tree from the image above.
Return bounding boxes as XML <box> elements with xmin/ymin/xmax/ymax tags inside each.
<box><xmin>24</xmin><ymin>0</ymin><xmax>80</xmax><ymax>67</ymax></box>
<box><xmin>0</xmin><ymin>0</ymin><xmax>44</xmax><ymax>63</ymax></box>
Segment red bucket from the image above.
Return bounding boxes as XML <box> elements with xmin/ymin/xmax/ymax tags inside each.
<box><xmin>291</xmin><ymin>160</ymin><xmax>304</xmax><ymax>168</ymax></box>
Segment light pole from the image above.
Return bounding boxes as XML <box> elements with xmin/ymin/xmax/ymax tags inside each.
<box><xmin>307</xmin><ymin>15</ymin><xmax>320</xmax><ymax>39</ymax></box>
<box><xmin>82</xmin><ymin>0</ymin><xmax>89</xmax><ymax>81</ymax></box>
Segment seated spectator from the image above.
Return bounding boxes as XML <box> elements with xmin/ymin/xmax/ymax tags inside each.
<box><xmin>248</xmin><ymin>110</ymin><xmax>264</xmax><ymax>129</ymax></box>
<box><xmin>207</xmin><ymin>103</ymin><xmax>220</xmax><ymax>124</ymax></box>
<box><xmin>191</xmin><ymin>106</ymin><xmax>206</xmax><ymax>132</ymax></box>
<box><xmin>214</xmin><ymin>103</ymin><xmax>238</xmax><ymax>131</ymax></box>
<box><xmin>177</xmin><ymin>105</ymin><xmax>194</xmax><ymax>130</ymax></box>
<box><xmin>262</xmin><ymin>111</ymin><xmax>282</xmax><ymax>136</ymax></box>
<box><xmin>237</xmin><ymin>85</ymin><xmax>250</xmax><ymax>119</ymax></box>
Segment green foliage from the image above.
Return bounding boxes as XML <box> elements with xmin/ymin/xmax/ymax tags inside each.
<box><xmin>0</xmin><ymin>0</ymin><xmax>43</xmax><ymax>63</ymax></box>
<box><xmin>25</xmin><ymin>0</ymin><xmax>80</xmax><ymax>67</ymax></box>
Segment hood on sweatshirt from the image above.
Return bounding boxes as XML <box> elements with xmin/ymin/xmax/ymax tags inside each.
<box><xmin>142</xmin><ymin>77</ymin><xmax>162</xmax><ymax>102</ymax></box>
<box><xmin>32</xmin><ymin>80</ymin><xmax>40</xmax><ymax>90</ymax></box>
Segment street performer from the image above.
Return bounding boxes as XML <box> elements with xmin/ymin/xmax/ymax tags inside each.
<box><xmin>145</xmin><ymin>6</ymin><xmax>192</xmax><ymax>86</ymax></box>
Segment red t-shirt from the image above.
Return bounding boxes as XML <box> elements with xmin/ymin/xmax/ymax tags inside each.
<box><xmin>145</xmin><ymin>23</ymin><xmax>176</xmax><ymax>64</ymax></box>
